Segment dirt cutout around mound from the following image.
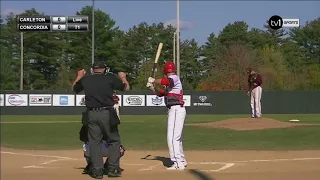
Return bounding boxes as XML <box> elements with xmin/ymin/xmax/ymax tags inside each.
<box><xmin>190</xmin><ymin>118</ymin><xmax>318</xmax><ymax>131</ymax></box>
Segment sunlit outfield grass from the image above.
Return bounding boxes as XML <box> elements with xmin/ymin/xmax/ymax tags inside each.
<box><xmin>1</xmin><ymin>114</ymin><xmax>320</xmax><ymax>150</ymax></box>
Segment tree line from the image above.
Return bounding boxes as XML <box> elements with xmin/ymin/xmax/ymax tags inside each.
<box><xmin>1</xmin><ymin>6</ymin><xmax>319</xmax><ymax>91</ymax></box>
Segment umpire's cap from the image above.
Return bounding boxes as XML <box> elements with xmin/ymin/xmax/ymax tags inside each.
<box><xmin>92</xmin><ymin>61</ymin><xmax>107</xmax><ymax>69</ymax></box>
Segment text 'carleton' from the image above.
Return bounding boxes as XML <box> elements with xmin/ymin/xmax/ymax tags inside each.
<box><xmin>19</xmin><ymin>17</ymin><xmax>46</xmax><ymax>23</ymax></box>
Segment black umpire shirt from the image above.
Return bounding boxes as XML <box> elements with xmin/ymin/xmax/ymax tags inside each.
<box><xmin>73</xmin><ymin>73</ymin><xmax>126</xmax><ymax>108</ymax></box>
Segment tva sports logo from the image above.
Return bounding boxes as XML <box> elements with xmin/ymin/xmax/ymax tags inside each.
<box><xmin>268</xmin><ymin>15</ymin><xmax>300</xmax><ymax>30</ymax></box>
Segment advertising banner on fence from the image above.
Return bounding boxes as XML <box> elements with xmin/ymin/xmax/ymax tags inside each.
<box><xmin>123</xmin><ymin>95</ymin><xmax>145</xmax><ymax>106</ymax></box>
<box><xmin>5</xmin><ymin>94</ymin><xmax>28</xmax><ymax>106</ymax></box>
<box><xmin>146</xmin><ymin>95</ymin><xmax>165</xmax><ymax>106</ymax></box>
<box><xmin>52</xmin><ymin>95</ymin><xmax>75</xmax><ymax>106</ymax></box>
<box><xmin>193</xmin><ymin>95</ymin><xmax>213</xmax><ymax>106</ymax></box>
<box><xmin>0</xmin><ymin>94</ymin><xmax>4</xmax><ymax>106</ymax></box>
<box><xmin>146</xmin><ymin>95</ymin><xmax>191</xmax><ymax>106</ymax></box>
<box><xmin>183</xmin><ymin>95</ymin><xmax>191</xmax><ymax>106</ymax></box>
<box><xmin>76</xmin><ymin>95</ymin><xmax>122</xmax><ymax>106</ymax></box>
<box><xmin>29</xmin><ymin>94</ymin><xmax>52</xmax><ymax>106</ymax></box>
<box><xmin>76</xmin><ymin>95</ymin><xmax>85</xmax><ymax>106</ymax></box>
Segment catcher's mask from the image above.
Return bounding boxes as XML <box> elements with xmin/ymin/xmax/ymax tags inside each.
<box><xmin>91</xmin><ymin>62</ymin><xmax>110</xmax><ymax>75</ymax></box>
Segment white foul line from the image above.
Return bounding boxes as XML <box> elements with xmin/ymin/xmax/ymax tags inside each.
<box><xmin>1</xmin><ymin>151</ymin><xmax>76</xmax><ymax>160</ymax></box>
<box><xmin>214</xmin><ymin>163</ymin><xmax>235</xmax><ymax>172</ymax></box>
<box><xmin>188</xmin><ymin>157</ymin><xmax>320</xmax><ymax>173</ymax></box>
<box><xmin>194</xmin><ymin>157</ymin><xmax>320</xmax><ymax>164</ymax></box>
<box><xmin>139</xmin><ymin>164</ymin><xmax>161</xmax><ymax>171</ymax></box>
<box><xmin>188</xmin><ymin>162</ymin><xmax>235</xmax><ymax>172</ymax></box>
<box><xmin>139</xmin><ymin>157</ymin><xmax>320</xmax><ymax>172</ymax></box>
<box><xmin>3</xmin><ymin>151</ymin><xmax>320</xmax><ymax>171</ymax></box>
<box><xmin>200</xmin><ymin>163</ymin><xmax>235</xmax><ymax>172</ymax></box>
<box><xmin>24</xmin><ymin>165</ymin><xmax>50</xmax><ymax>169</ymax></box>
<box><xmin>1</xmin><ymin>151</ymin><xmax>146</xmax><ymax>169</ymax></box>
<box><xmin>1</xmin><ymin>151</ymin><xmax>77</xmax><ymax>169</ymax></box>
<box><xmin>123</xmin><ymin>163</ymin><xmax>145</xmax><ymax>166</ymax></box>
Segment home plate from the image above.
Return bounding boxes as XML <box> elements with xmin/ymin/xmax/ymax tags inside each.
<box><xmin>289</xmin><ymin>119</ymin><xmax>300</xmax><ymax>122</ymax></box>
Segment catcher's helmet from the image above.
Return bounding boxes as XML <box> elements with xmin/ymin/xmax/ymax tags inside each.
<box><xmin>163</xmin><ymin>61</ymin><xmax>175</xmax><ymax>74</ymax></box>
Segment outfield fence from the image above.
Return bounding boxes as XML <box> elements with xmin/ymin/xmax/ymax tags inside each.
<box><xmin>0</xmin><ymin>90</ymin><xmax>319</xmax><ymax>115</ymax></box>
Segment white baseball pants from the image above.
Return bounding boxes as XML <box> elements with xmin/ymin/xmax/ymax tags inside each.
<box><xmin>167</xmin><ymin>105</ymin><xmax>187</xmax><ymax>168</ymax></box>
<box><xmin>250</xmin><ymin>86</ymin><xmax>262</xmax><ymax>117</ymax></box>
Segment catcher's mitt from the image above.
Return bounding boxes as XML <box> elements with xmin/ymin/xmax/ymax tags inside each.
<box><xmin>120</xmin><ymin>145</ymin><xmax>125</xmax><ymax>157</ymax></box>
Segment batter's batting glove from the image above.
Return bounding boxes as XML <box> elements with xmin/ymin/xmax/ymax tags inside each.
<box><xmin>146</xmin><ymin>82</ymin><xmax>154</xmax><ymax>88</ymax></box>
<box><xmin>148</xmin><ymin>77</ymin><xmax>155</xmax><ymax>83</ymax></box>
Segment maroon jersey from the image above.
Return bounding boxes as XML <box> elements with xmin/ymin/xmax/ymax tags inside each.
<box><xmin>248</xmin><ymin>73</ymin><xmax>262</xmax><ymax>90</ymax></box>
<box><xmin>113</xmin><ymin>95</ymin><xmax>119</xmax><ymax>104</ymax></box>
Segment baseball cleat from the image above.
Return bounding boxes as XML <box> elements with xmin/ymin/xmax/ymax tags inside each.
<box><xmin>108</xmin><ymin>168</ymin><xmax>122</xmax><ymax>177</ymax></box>
<box><xmin>89</xmin><ymin>171</ymin><xmax>103</xmax><ymax>179</ymax></box>
<box><xmin>166</xmin><ymin>165</ymin><xmax>185</xmax><ymax>170</ymax></box>
<box><xmin>83</xmin><ymin>164</ymin><xmax>91</xmax><ymax>174</ymax></box>
<box><xmin>183</xmin><ymin>162</ymin><xmax>187</xmax><ymax>167</ymax></box>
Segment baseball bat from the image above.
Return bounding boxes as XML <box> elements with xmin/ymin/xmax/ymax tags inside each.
<box><xmin>150</xmin><ymin>43</ymin><xmax>163</xmax><ymax>78</ymax></box>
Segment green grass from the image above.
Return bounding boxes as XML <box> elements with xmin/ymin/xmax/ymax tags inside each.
<box><xmin>1</xmin><ymin>114</ymin><xmax>320</xmax><ymax>150</ymax></box>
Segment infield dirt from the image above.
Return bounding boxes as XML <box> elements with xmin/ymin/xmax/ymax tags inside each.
<box><xmin>2</xmin><ymin>147</ymin><xmax>320</xmax><ymax>180</ymax></box>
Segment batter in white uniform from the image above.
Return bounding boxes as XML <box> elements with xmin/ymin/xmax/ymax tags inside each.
<box><xmin>147</xmin><ymin>61</ymin><xmax>187</xmax><ymax>170</ymax></box>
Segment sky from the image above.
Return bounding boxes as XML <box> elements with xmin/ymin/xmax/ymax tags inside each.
<box><xmin>1</xmin><ymin>1</ymin><xmax>320</xmax><ymax>45</ymax></box>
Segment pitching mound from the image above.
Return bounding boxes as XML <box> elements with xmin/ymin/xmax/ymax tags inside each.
<box><xmin>189</xmin><ymin>118</ymin><xmax>318</xmax><ymax>131</ymax></box>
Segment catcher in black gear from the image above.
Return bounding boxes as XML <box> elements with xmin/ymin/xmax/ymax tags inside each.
<box><xmin>80</xmin><ymin>122</ymin><xmax>125</xmax><ymax>174</ymax></box>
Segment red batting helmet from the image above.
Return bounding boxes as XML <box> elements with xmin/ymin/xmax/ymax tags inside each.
<box><xmin>163</xmin><ymin>61</ymin><xmax>176</xmax><ymax>74</ymax></box>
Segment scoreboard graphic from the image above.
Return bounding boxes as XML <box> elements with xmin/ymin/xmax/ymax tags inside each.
<box><xmin>17</xmin><ymin>16</ymin><xmax>89</xmax><ymax>32</ymax></box>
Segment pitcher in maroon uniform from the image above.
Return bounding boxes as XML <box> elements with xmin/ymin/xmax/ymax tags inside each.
<box><xmin>246</xmin><ymin>68</ymin><xmax>263</xmax><ymax>118</ymax></box>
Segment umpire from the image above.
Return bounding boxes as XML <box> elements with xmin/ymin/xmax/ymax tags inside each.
<box><xmin>73</xmin><ymin>62</ymin><xmax>130</xmax><ymax>179</ymax></box>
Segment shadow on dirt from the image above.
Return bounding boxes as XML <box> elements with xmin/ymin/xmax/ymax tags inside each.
<box><xmin>141</xmin><ymin>155</ymin><xmax>173</xmax><ymax>167</ymax></box>
<box><xmin>188</xmin><ymin>169</ymin><xmax>215</xmax><ymax>180</ymax></box>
